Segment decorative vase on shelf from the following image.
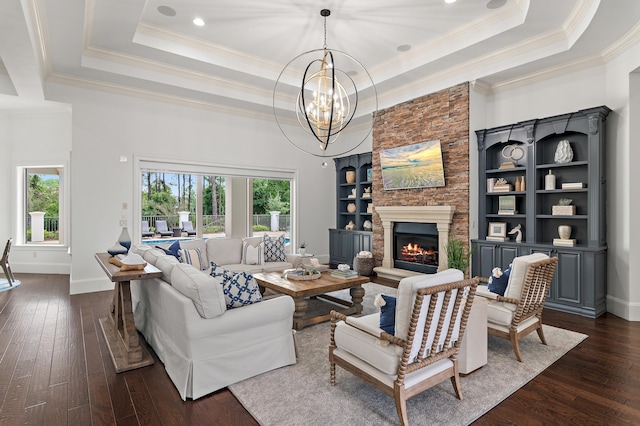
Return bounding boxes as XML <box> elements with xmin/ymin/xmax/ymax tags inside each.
<box><xmin>545</xmin><ymin>170</ymin><xmax>556</xmax><ymax>190</ymax></box>
<box><xmin>299</xmin><ymin>247</ymin><xmax>306</xmax><ymax>256</ymax></box>
<box><xmin>118</xmin><ymin>226</ymin><xmax>132</xmax><ymax>251</ymax></box>
<box><xmin>345</xmin><ymin>171</ymin><xmax>356</xmax><ymax>184</ymax></box>
<box><xmin>558</xmin><ymin>225</ymin><xmax>571</xmax><ymax>240</ymax></box>
<box><xmin>554</xmin><ymin>140</ymin><xmax>574</xmax><ymax>164</ymax></box>
<box><xmin>347</xmin><ymin>203</ymin><xmax>356</xmax><ymax>213</ymax></box>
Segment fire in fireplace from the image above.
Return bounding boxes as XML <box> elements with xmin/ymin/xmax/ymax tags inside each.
<box><xmin>393</xmin><ymin>222</ymin><xmax>439</xmax><ymax>274</ymax></box>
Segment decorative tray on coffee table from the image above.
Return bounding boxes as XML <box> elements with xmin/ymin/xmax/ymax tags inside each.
<box><xmin>282</xmin><ymin>268</ymin><xmax>322</xmax><ymax>280</ymax></box>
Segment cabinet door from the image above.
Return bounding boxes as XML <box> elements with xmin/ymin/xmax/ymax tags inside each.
<box><xmin>554</xmin><ymin>250</ymin><xmax>582</xmax><ymax>306</ymax></box>
<box><xmin>498</xmin><ymin>246</ymin><xmax>519</xmax><ymax>269</ymax></box>
<box><xmin>476</xmin><ymin>244</ymin><xmax>497</xmax><ymax>278</ymax></box>
<box><xmin>356</xmin><ymin>232</ymin><xmax>372</xmax><ymax>253</ymax></box>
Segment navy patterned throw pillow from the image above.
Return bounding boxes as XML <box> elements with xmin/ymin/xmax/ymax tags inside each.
<box><xmin>376</xmin><ymin>294</ymin><xmax>396</xmax><ymax>335</ymax></box>
<box><xmin>263</xmin><ymin>234</ymin><xmax>287</xmax><ymax>262</ymax></box>
<box><xmin>210</xmin><ymin>262</ymin><xmax>262</xmax><ymax>309</ymax></box>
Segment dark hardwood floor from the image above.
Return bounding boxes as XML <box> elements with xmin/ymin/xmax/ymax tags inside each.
<box><xmin>0</xmin><ymin>273</ymin><xmax>638</xmax><ymax>425</ymax></box>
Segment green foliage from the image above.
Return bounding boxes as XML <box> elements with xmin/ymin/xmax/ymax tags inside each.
<box><xmin>252</xmin><ymin>225</ymin><xmax>269</xmax><ymax>232</ymax></box>
<box><xmin>444</xmin><ymin>238</ymin><xmax>472</xmax><ymax>275</ymax></box>
<box><xmin>253</xmin><ymin>179</ymin><xmax>290</xmax><ymax>214</ymax></box>
<box><xmin>27</xmin><ymin>174</ymin><xmax>59</xmax><ymax>217</ymax></box>
<box><xmin>265</xmin><ymin>193</ymin><xmax>288</xmax><ymax>212</ymax></box>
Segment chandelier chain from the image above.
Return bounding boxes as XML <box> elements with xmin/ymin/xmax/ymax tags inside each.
<box><xmin>323</xmin><ymin>14</ymin><xmax>327</xmax><ymax>49</ymax></box>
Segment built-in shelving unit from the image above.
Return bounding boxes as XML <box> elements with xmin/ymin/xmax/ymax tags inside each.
<box><xmin>472</xmin><ymin>106</ymin><xmax>611</xmax><ymax>318</ymax></box>
<box><xmin>330</xmin><ymin>152</ymin><xmax>373</xmax><ymax>266</ymax></box>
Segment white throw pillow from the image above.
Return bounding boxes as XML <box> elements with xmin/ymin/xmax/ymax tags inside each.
<box><xmin>179</xmin><ymin>247</ymin><xmax>207</xmax><ymax>271</ymax></box>
<box><xmin>242</xmin><ymin>237</ymin><xmax>264</xmax><ymax>265</ymax></box>
<box><xmin>263</xmin><ymin>233</ymin><xmax>287</xmax><ymax>262</ymax></box>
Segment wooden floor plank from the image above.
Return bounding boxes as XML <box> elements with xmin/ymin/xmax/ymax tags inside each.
<box><xmin>0</xmin><ymin>273</ymin><xmax>638</xmax><ymax>425</ymax></box>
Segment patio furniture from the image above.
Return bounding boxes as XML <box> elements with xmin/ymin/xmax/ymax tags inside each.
<box><xmin>476</xmin><ymin>253</ymin><xmax>558</xmax><ymax>362</ymax></box>
<box><xmin>182</xmin><ymin>221</ymin><xmax>196</xmax><ymax>236</ymax></box>
<box><xmin>329</xmin><ymin>269</ymin><xmax>478</xmax><ymax>426</ymax></box>
<box><xmin>155</xmin><ymin>220</ymin><xmax>173</xmax><ymax>237</ymax></box>
<box><xmin>1</xmin><ymin>238</ymin><xmax>16</xmax><ymax>286</ymax></box>
<box><xmin>141</xmin><ymin>221</ymin><xmax>154</xmax><ymax>238</ymax></box>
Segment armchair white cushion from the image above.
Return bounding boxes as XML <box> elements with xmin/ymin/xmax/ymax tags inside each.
<box><xmin>476</xmin><ymin>252</ymin><xmax>558</xmax><ymax>362</ymax></box>
<box><xmin>330</xmin><ymin>269</ymin><xmax>478</xmax><ymax>426</ymax></box>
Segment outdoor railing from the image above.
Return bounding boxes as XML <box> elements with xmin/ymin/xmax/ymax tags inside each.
<box><xmin>142</xmin><ymin>214</ymin><xmax>290</xmax><ymax>232</ymax></box>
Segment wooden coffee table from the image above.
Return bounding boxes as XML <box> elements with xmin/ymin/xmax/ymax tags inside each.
<box><xmin>253</xmin><ymin>271</ymin><xmax>369</xmax><ymax>330</ymax></box>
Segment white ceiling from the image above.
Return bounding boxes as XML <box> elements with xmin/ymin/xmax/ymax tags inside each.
<box><xmin>1</xmin><ymin>0</ymin><xmax>639</xmax><ymax>117</ymax></box>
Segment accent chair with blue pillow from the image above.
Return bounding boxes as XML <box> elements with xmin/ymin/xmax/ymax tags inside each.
<box><xmin>329</xmin><ymin>269</ymin><xmax>479</xmax><ymax>426</ymax></box>
<box><xmin>476</xmin><ymin>253</ymin><xmax>558</xmax><ymax>362</ymax></box>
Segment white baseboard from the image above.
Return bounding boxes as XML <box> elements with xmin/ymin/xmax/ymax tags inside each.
<box><xmin>12</xmin><ymin>261</ymin><xmax>71</xmax><ymax>275</ymax></box>
<box><xmin>70</xmin><ymin>277</ymin><xmax>114</xmax><ymax>295</ymax></box>
<box><xmin>606</xmin><ymin>294</ymin><xmax>640</xmax><ymax>321</ymax></box>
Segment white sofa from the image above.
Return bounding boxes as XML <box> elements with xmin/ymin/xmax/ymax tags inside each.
<box><xmin>130</xmin><ymin>237</ymin><xmax>298</xmax><ymax>400</ymax></box>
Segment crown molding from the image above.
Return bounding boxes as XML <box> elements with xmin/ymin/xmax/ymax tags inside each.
<box><xmin>81</xmin><ymin>46</ymin><xmax>275</xmax><ymax>106</ymax></box>
<box><xmin>134</xmin><ymin>22</ymin><xmax>283</xmax><ymax>80</ymax></box>
<box><xmin>601</xmin><ymin>20</ymin><xmax>640</xmax><ymax>62</ymax></box>
<box><xmin>470</xmin><ymin>80</ymin><xmax>493</xmax><ymax>96</ymax></box>
<box><xmin>46</xmin><ymin>72</ymin><xmax>276</xmax><ymax>122</ymax></box>
<box><xmin>489</xmin><ymin>54</ymin><xmax>605</xmax><ymax>93</ymax></box>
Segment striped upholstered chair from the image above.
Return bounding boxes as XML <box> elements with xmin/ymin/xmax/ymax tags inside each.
<box><xmin>329</xmin><ymin>269</ymin><xmax>478</xmax><ymax>426</ymax></box>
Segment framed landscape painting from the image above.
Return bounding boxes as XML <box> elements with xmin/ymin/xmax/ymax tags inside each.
<box><xmin>379</xmin><ymin>140</ymin><xmax>445</xmax><ymax>190</ymax></box>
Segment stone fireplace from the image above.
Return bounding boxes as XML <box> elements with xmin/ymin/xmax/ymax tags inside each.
<box><xmin>373</xmin><ymin>206</ymin><xmax>455</xmax><ymax>280</ymax></box>
<box><xmin>370</xmin><ymin>82</ymin><xmax>469</xmax><ymax>281</ymax></box>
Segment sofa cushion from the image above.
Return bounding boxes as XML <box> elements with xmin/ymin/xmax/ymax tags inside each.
<box><xmin>171</xmin><ymin>263</ymin><xmax>226</xmax><ymax>319</ymax></box>
<box><xmin>178</xmin><ymin>239</ymin><xmax>207</xmax><ymax>254</ymax></box>
<box><xmin>142</xmin><ymin>248</ymin><xmax>165</xmax><ymax>266</ymax></box>
<box><xmin>242</xmin><ymin>237</ymin><xmax>264</xmax><ymax>265</ymax></box>
<box><xmin>263</xmin><ymin>234</ymin><xmax>287</xmax><ymax>262</ymax></box>
<box><xmin>180</xmin><ymin>247</ymin><xmax>207</xmax><ymax>271</ymax></box>
<box><xmin>210</xmin><ymin>262</ymin><xmax>262</xmax><ymax>309</ymax></box>
<box><xmin>206</xmin><ymin>237</ymin><xmax>243</xmax><ymax>266</ymax></box>
<box><xmin>155</xmin><ymin>254</ymin><xmax>180</xmax><ymax>282</ymax></box>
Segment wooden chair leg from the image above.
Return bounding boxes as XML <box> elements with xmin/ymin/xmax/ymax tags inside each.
<box><xmin>536</xmin><ymin>321</ymin><xmax>547</xmax><ymax>345</ymax></box>
<box><xmin>394</xmin><ymin>385</ymin><xmax>409</xmax><ymax>426</ymax></box>
<box><xmin>509</xmin><ymin>329</ymin><xmax>523</xmax><ymax>362</ymax></box>
<box><xmin>450</xmin><ymin>363</ymin><xmax>464</xmax><ymax>400</ymax></box>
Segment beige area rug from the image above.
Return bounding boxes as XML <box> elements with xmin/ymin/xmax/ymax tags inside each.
<box><xmin>229</xmin><ymin>283</ymin><xmax>587</xmax><ymax>426</ymax></box>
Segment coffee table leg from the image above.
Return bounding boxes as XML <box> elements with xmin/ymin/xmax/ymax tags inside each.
<box><xmin>293</xmin><ymin>297</ymin><xmax>308</xmax><ymax>330</ymax></box>
<box><xmin>350</xmin><ymin>285</ymin><xmax>365</xmax><ymax>314</ymax></box>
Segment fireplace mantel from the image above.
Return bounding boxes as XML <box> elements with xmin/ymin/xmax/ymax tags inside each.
<box><xmin>374</xmin><ymin>205</ymin><xmax>456</xmax><ymax>280</ymax></box>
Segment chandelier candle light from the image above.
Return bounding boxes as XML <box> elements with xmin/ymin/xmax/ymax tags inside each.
<box><xmin>273</xmin><ymin>9</ymin><xmax>377</xmax><ymax>165</ymax></box>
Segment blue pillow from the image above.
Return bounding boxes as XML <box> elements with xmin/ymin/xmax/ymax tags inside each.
<box><xmin>488</xmin><ymin>267</ymin><xmax>511</xmax><ymax>296</ymax></box>
<box><xmin>210</xmin><ymin>262</ymin><xmax>262</xmax><ymax>309</ymax></box>
<box><xmin>378</xmin><ymin>294</ymin><xmax>396</xmax><ymax>335</ymax></box>
<box><xmin>156</xmin><ymin>240</ymin><xmax>181</xmax><ymax>259</ymax></box>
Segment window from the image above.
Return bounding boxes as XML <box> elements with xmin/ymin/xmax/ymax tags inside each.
<box><xmin>21</xmin><ymin>166</ymin><xmax>65</xmax><ymax>245</ymax></box>
<box><xmin>136</xmin><ymin>157</ymin><xmax>296</xmax><ymax>246</ymax></box>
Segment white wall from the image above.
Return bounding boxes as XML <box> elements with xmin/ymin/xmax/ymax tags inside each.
<box><xmin>477</xmin><ymin>57</ymin><xmax>640</xmax><ymax>320</ymax></box>
<box><xmin>0</xmin><ymin>100</ymin><xmax>72</xmax><ymax>274</ymax></box>
<box><xmin>43</xmin><ymin>83</ymin><xmax>340</xmax><ymax>294</ymax></box>
<box><xmin>603</xmin><ymin>40</ymin><xmax>640</xmax><ymax>321</ymax></box>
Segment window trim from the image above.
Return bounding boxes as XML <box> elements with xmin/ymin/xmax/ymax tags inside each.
<box><xmin>133</xmin><ymin>155</ymin><xmax>299</xmax><ymax>245</ymax></box>
<box><xmin>14</xmin><ymin>163</ymin><xmax>69</xmax><ymax>248</ymax></box>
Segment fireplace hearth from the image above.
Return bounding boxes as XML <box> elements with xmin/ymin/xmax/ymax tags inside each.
<box><xmin>394</xmin><ymin>222</ymin><xmax>439</xmax><ymax>274</ymax></box>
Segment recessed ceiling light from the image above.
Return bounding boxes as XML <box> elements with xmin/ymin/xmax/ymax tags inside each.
<box><xmin>157</xmin><ymin>5</ymin><xmax>176</xmax><ymax>17</ymax></box>
<box><xmin>445</xmin><ymin>0</ymin><xmax>457</xmax><ymax>3</ymax></box>
<box><xmin>486</xmin><ymin>0</ymin><xmax>507</xmax><ymax>9</ymax></box>
<box><xmin>193</xmin><ymin>17</ymin><xmax>205</xmax><ymax>26</ymax></box>
<box><xmin>397</xmin><ymin>44</ymin><xmax>411</xmax><ymax>52</ymax></box>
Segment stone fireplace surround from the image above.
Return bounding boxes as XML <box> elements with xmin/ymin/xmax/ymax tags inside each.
<box><xmin>373</xmin><ymin>205</ymin><xmax>456</xmax><ymax>281</ymax></box>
